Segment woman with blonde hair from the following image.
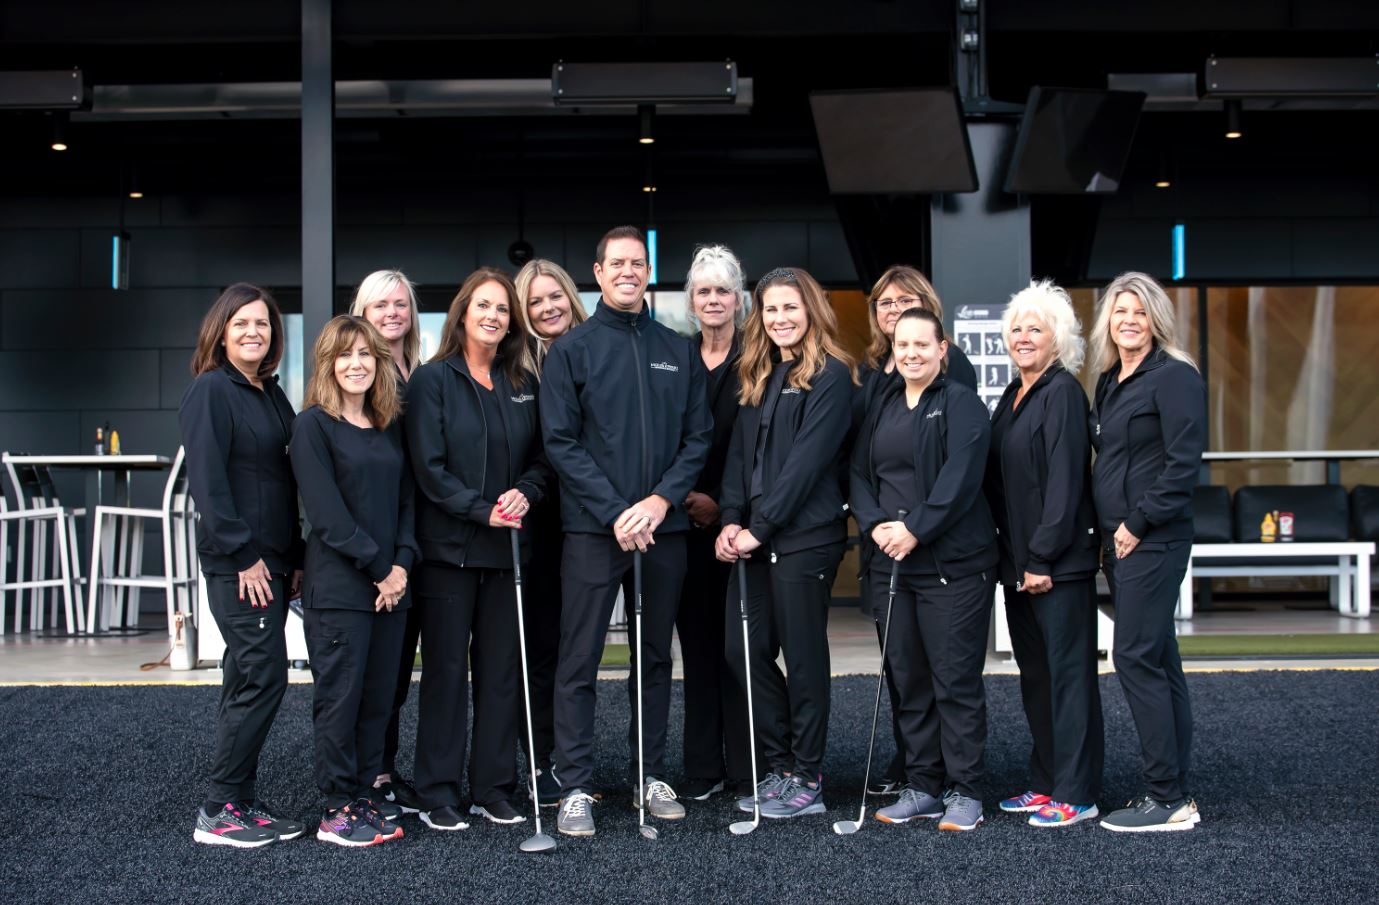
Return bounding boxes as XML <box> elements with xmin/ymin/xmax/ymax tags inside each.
<box><xmin>983</xmin><ymin>280</ymin><xmax>1104</xmax><ymax>828</ymax></box>
<box><xmin>1088</xmin><ymin>271</ymin><xmax>1205</xmax><ymax>833</ymax></box>
<box><xmin>716</xmin><ymin>266</ymin><xmax>857</xmax><ymax>820</ymax></box>
<box><xmin>351</xmin><ymin>269</ymin><xmax>422</xmax><ymax>381</ymax></box>
<box><xmin>291</xmin><ymin>315</ymin><xmax>418</xmax><ymax>846</ymax></box>
<box><xmin>509</xmin><ymin>257</ymin><xmax>588</xmax><ymax>806</ymax></box>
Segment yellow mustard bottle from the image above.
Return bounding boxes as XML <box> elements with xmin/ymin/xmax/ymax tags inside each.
<box><xmin>1260</xmin><ymin>511</ymin><xmax>1276</xmax><ymax>543</ymax></box>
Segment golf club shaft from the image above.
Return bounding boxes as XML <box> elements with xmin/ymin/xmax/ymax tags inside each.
<box><xmin>738</xmin><ymin>560</ymin><xmax>759</xmax><ymax>825</ymax></box>
<box><xmin>854</xmin><ymin>510</ymin><xmax>907</xmax><ymax>824</ymax></box>
<box><xmin>634</xmin><ymin>549</ymin><xmax>646</xmax><ymax>830</ymax></box>
<box><xmin>511</xmin><ymin>529</ymin><xmax>546</xmax><ymax>838</ymax></box>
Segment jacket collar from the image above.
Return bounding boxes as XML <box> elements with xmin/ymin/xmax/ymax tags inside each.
<box><xmin>592</xmin><ymin>298</ymin><xmax>651</xmax><ymax>331</ymax></box>
<box><xmin>444</xmin><ymin>351</ymin><xmax>506</xmax><ymax>385</ymax></box>
<box><xmin>220</xmin><ymin>361</ymin><xmax>278</xmax><ymax>389</ymax></box>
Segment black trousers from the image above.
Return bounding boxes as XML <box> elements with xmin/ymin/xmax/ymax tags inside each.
<box><xmin>379</xmin><ymin>603</ymin><xmax>421</xmax><ymax>777</ymax></box>
<box><xmin>414</xmin><ymin>566</ymin><xmax>520</xmax><ymax>809</ymax></box>
<box><xmin>303</xmin><ymin>605</ymin><xmax>408</xmax><ymax>810</ymax></box>
<box><xmin>553</xmin><ymin>532</ymin><xmax>686</xmax><ymax>792</ymax></box>
<box><xmin>1104</xmin><ymin>542</ymin><xmax>1193</xmax><ymax>803</ymax></box>
<box><xmin>860</xmin><ymin>558</ymin><xmax>910</xmax><ymax>786</ymax></box>
<box><xmin>1005</xmin><ymin>578</ymin><xmax>1104</xmax><ymax>804</ymax></box>
<box><xmin>725</xmin><ymin>542</ymin><xmax>844</xmax><ymax>777</ymax></box>
<box><xmin>677</xmin><ymin>529</ymin><xmax>753</xmax><ymax>782</ymax></box>
<box><xmin>204</xmin><ymin>573</ymin><xmax>288</xmax><ymax>805</ymax></box>
<box><xmin>518</xmin><ymin>530</ymin><xmax>564</xmax><ymax>767</ymax></box>
<box><xmin>878</xmin><ymin>568</ymin><xmax>993</xmax><ymax>800</ymax></box>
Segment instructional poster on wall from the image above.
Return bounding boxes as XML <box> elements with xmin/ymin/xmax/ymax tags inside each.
<box><xmin>952</xmin><ymin>303</ymin><xmax>1010</xmax><ymax>415</ymax></box>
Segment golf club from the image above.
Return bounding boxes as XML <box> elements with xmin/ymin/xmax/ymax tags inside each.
<box><xmin>511</xmin><ymin>529</ymin><xmax>556</xmax><ymax>854</ymax></box>
<box><xmin>633</xmin><ymin>549</ymin><xmax>658</xmax><ymax>840</ymax></box>
<box><xmin>729</xmin><ymin>560</ymin><xmax>760</xmax><ymax>836</ymax></box>
<box><xmin>833</xmin><ymin>509</ymin><xmax>906</xmax><ymax>836</ymax></box>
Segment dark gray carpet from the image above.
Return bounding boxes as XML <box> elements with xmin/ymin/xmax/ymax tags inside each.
<box><xmin>2</xmin><ymin>671</ymin><xmax>1377</xmax><ymax>904</ymax></box>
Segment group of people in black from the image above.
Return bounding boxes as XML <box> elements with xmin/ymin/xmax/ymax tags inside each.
<box><xmin>180</xmin><ymin>225</ymin><xmax>1206</xmax><ymax>848</ymax></box>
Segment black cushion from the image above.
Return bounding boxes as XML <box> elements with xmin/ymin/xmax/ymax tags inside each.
<box><xmin>1232</xmin><ymin>484</ymin><xmax>1350</xmax><ymax>542</ymax></box>
<box><xmin>1193</xmin><ymin>485</ymin><xmax>1232</xmax><ymax>543</ymax></box>
<box><xmin>1351</xmin><ymin>486</ymin><xmax>1379</xmax><ymax>542</ymax></box>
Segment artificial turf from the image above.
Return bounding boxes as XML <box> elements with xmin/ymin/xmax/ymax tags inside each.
<box><xmin>1176</xmin><ymin>633</ymin><xmax>1379</xmax><ymax>658</ymax></box>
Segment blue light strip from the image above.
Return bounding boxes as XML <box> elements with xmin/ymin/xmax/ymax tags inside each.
<box><xmin>647</xmin><ymin>227</ymin><xmax>659</xmax><ymax>287</ymax></box>
<box><xmin>1172</xmin><ymin>223</ymin><xmax>1186</xmax><ymax>281</ymax></box>
<box><xmin>111</xmin><ymin>234</ymin><xmax>121</xmax><ymax>289</ymax></box>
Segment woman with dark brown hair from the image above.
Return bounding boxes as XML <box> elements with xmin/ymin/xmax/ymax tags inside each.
<box><xmin>180</xmin><ymin>282</ymin><xmax>304</xmax><ymax>848</ymax></box>
<box><xmin>291</xmin><ymin>315</ymin><xmax>419</xmax><ymax>846</ymax></box>
<box><xmin>405</xmin><ymin>267</ymin><xmax>547</xmax><ymax>831</ymax></box>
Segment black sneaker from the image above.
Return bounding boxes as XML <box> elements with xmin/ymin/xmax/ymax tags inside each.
<box><xmin>377</xmin><ymin>777</ymin><xmax>422</xmax><ymax>814</ymax></box>
<box><xmin>866</xmin><ymin>778</ymin><xmax>904</xmax><ymax>796</ymax></box>
<box><xmin>529</xmin><ymin>764</ymin><xmax>563</xmax><ymax>808</ymax></box>
<box><xmin>358</xmin><ymin>795</ymin><xmax>402</xmax><ymax>823</ymax></box>
<box><xmin>470</xmin><ymin>800</ymin><xmax>527</xmax><ymax>825</ymax></box>
<box><xmin>317</xmin><ymin>804</ymin><xmax>398</xmax><ymax>847</ymax></box>
<box><xmin>193</xmin><ymin>803</ymin><xmax>278</xmax><ymax>848</ymax></box>
<box><xmin>678</xmin><ymin>777</ymin><xmax>725</xmax><ymax>801</ymax></box>
<box><xmin>419</xmin><ymin>805</ymin><xmax>470</xmax><ymax>831</ymax></box>
<box><xmin>242</xmin><ymin>800</ymin><xmax>305</xmax><ymax>841</ymax></box>
<box><xmin>355</xmin><ymin>797</ymin><xmax>405</xmax><ymax>840</ymax></box>
<box><xmin>1100</xmin><ymin>795</ymin><xmax>1199</xmax><ymax>833</ymax></box>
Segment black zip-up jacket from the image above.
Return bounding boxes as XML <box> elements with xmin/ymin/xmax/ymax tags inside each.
<box><xmin>851</xmin><ymin>344</ymin><xmax>977</xmax><ymax>436</ymax></box>
<box><xmin>179</xmin><ymin>363</ymin><xmax>303</xmax><ymax>576</ymax></box>
<box><xmin>290</xmin><ymin>407</ymin><xmax>419</xmax><ymax>609</ymax></box>
<box><xmin>693</xmin><ymin>332</ymin><xmax>742</xmax><ymax>501</ymax></box>
<box><xmin>540</xmin><ymin>301</ymin><xmax>712</xmax><ymax>534</ymax></box>
<box><xmin>1091</xmin><ymin>345</ymin><xmax>1207</xmax><ymax>544</ymax></box>
<box><xmin>851</xmin><ymin>375</ymin><xmax>998</xmax><ymax>582</ymax></box>
<box><xmin>405</xmin><ymin>354</ymin><xmax>549</xmax><ymax>566</ymax></box>
<box><xmin>720</xmin><ymin>354</ymin><xmax>854</xmax><ymax>555</ymax></box>
<box><xmin>984</xmin><ymin>365</ymin><xmax>1099</xmax><ymax>586</ymax></box>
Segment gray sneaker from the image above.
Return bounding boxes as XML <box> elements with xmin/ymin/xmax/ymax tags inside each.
<box><xmin>759</xmin><ymin>774</ymin><xmax>826</xmax><ymax>819</ymax></box>
<box><xmin>1100</xmin><ymin>795</ymin><xmax>1198</xmax><ymax>833</ymax></box>
<box><xmin>875</xmin><ymin>788</ymin><xmax>945</xmax><ymax>825</ymax></box>
<box><xmin>737</xmin><ymin>773</ymin><xmax>787</xmax><ymax>814</ymax></box>
<box><xmin>557</xmin><ymin>790</ymin><xmax>597</xmax><ymax>837</ymax></box>
<box><xmin>938</xmin><ymin>794</ymin><xmax>984</xmax><ymax>831</ymax></box>
<box><xmin>633</xmin><ymin>778</ymin><xmax>686</xmax><ymax>820</ymax></box>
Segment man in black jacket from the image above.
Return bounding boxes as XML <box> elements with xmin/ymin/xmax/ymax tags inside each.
<box><xmin>540</xmin><ymin>226</ymin><xmax>712</xmax><ymax>837</ymax></box>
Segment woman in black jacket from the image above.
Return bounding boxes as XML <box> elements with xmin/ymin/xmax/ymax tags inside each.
<box><xmin>675</xmin><ymin>245</ymin><xmax>752</xmax><ymax>801</ymax></box>
<box><xmin>851</xmin><ymin>307</ymin><xmax>997</xmax><ymax>833</ymax></box>
<box><xmin>1088</xmin><ymin>272</ymin><xmax>1206</xmax><ymax>833</ymax></box>
<box><xmin>983</xmin><ymin>281</ymin><xmax>1104</xmax><ymax>828</ymax></box>
<box><xmin>179</xmin><ymin>283</ymin><xmax>304</xmax><ymax>848</ymax></box>
<box><xmin>715</xmin><ymin>266</ymin><xmax>856</xmax><ymax>820</ymax></box>
<box><xmin>405</xmin><ymin>267</ymin><xmax>548</xmax><ymax>831</ymax></box>
<box><xmin>291</xmin><ymin>315</ymin><xmax>418</xmax><ymax>847</ymax></box>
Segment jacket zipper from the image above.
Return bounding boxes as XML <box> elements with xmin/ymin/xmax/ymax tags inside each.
<box><xmin>631</xmin><ymin>323</ymin><xmax>651</xmax><ymax>496</ymax></box>
<box><xmin>460</xmin><ymin>368</ymin><xmax>489</xmax><ymax>569</ymax></box>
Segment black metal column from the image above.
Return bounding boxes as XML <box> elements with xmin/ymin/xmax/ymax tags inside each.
<box><xmin>301</xmin><ymin>0</ymin><xmax>334</xmax><ymax>351</ymax></box>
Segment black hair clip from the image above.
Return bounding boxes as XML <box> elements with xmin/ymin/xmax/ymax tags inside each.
<box><xmin>758</xmin><ymin>267</ymin><xmax>797</xmax><ymax>285</ymax></box>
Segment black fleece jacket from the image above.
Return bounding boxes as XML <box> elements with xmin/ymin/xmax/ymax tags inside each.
<box><xmin>291</xmin><ymin>407</ymin><xmax>419</xmax><ymax>609</ymax></box>
<box><xmin>1091</xmin><ymin>345</ymin><xmax>1207</xmax><ymax>544</ymax></box>
<box><xmin>539</xmin><ymin>301</ymin><xmax>712</xmax><ymax>535</ymax></box>
<box><xmin>179</xmin><ymin>363</ymin><xmax>303</xmax><ymax>576</ymax></box>
<box><xmin>851</xmin><ymin>375</ymin><xmax>998</xmax><ymax>582</ymax></box>
<box><xmin>405</xmin><ymin>354</ymin><xmax>549</xmax><ymax>567</ymax></box>
<box><xmin>984</xmin><ymin>365</ymin><xmax>1099</xmax><ymax>586</ymax></box>
<box><xmin>720</xmin><ymin>354</ymin><xmax>854</xmax><ymax>555</ymax></box>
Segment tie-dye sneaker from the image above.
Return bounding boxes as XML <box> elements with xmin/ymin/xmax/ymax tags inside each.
<box><xmin>999</xmin><ymin>791</ymin><xmax>1053</xmax><ymax>813</ymax></box>
<box><xmin>1029</xmin><ymin>802</ymin><xmax>1100</xmax><ymax>827</ymax></box>
<box><xmin>193</xmin><ymin>802</ymin><xmax>278</xmax><ymax>848</ymax></box>
<box><xmin>317</xmin><ymin>804</ymin><xmax>397</xmax><ymax>847</ymax></box>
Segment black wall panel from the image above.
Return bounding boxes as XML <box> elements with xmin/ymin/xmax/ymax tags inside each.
<box><xmin>0</xmin><ymin>350</ymin><xmax>159</xmax><ymax>411</ymax></box>
<box><xmin>0</xmin><ymin>230</ymin><xmax>81</xmax><ymax>290</ymax></box>
<box><xmin>2</xmin><ymin>289</ymin><xmax>208</xmax><ymax>350</ymax></box>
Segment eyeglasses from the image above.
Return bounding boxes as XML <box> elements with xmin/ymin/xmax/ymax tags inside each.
<box><xmin>875</xmin><ymin>296</ymin><xmax>921</xmax><ymax>313</ymax></box>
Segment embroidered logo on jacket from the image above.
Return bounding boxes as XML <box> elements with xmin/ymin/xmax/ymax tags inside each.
<box><xmin>511</xmin><ymin>393</ymin><xmax>535</xmax><ymax>403</ymax></box>
<box><xmin>925</xmin><ymin>409</ymin><xmax>943</xmax><ymax>419</ymax></box>
<box><xmin>781</xmin><ymin>387</ymin><xmax>802</xmax><ymax>395</ymax></box>
<box><xmin>649</xmin><ymin>361</ymin><xmax>679</xmax><ymax>372</ymax></box>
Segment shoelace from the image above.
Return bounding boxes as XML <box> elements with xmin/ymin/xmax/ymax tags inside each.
<box><xmin>562</xmin><ymin>792</ymin><xmax>595</xmax><ymax>819</ymax></box>
<box><xmin>773</xmin><ymin>776</ymin><xmax>805</xmax><ymax>804</ymax></box>
<box><xmin>645</xmin><ymin>780</ymin><xmax>677</xmax><ymax>803</ymax></box>
<box><xmin>354</xmin><ymin>798</ymin><xmax>390</xmax><ymax>829</ymax></box>
<box><xmin>755</xmin><ymin>773</ymin><xmax>783</xmax><ymax>799</ymax></box>
<box><xmin>896</xmin><ymin>788</ymin><xmax>921</xmax><ymax>811</ymax></box>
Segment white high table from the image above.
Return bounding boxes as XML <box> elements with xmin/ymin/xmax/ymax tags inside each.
<box><xmin>2</xmin><ymin>453</ymin><xmax>172</xmax><ymax>633</ymax></box>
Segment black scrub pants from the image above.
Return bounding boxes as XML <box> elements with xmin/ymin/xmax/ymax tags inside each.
<box><xmin>414</xmin><ymin>565</ymin><xmax>520</xmax><ymax>810</ymax></box>
<box><xmin>725</xmin><ymin>542</ymin><xmax>845</xmax><ymax>779</ymax></box>
<box><xmin>303</xmin><ymin>604</ymin><xmax>408</xmax><ymax>810</ymax></box>
<box><xmin>878</xmin><ymin>568</ymin><xmax>993</xmax><ymax>800</ymax></box>
<box><xmin>553</xmin><ymin>532</ymin><xmax>687</xmax><ymax>793</ymax></box>
<box><xmin>204</xmin><ymin>573</ymin><xmax>288</xmax><ymax>806</ymax></box>
<box><xmin>518</xmin><ymin>529</ymin><xmax>563</xmax><ymax>769</ymax></box>
<box><xmin>677</xmin><ymin>528</ymin><xmax>753</xmax><ymax>784</ymax></box>
<box><xmin>379</xmin><ymin>604</ymin><xmax>421</xmax><ymax>777</ymax></box>
<box><xmin>1104</xmin><ymin>541</ymin><xmax>1193</xmax><ymax>803</ymax></box>
<box><xmin>1004</xmin><ymin>578</ymin><xmax>1104</xmax><ymax>804</ymax></box>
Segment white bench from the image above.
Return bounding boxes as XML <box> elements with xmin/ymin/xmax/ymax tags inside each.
<box><xmin>990</xmin><ymin>583</ymin><xmax>1117</xmax><ymax>657</ymax></box>
<box><xmin>1177</xmin><ymin>542</ymin><xmax>1374</xmax><ymax>620</ymax></box>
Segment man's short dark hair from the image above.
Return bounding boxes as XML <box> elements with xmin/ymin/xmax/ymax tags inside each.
<box><xmin>595</xmin><ymin>225</ymin><xmax>647</xmax><ymax>265</ymax></box>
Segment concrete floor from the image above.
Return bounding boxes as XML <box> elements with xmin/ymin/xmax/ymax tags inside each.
<box><xmin>1</xmin><ymin>601</ymin><xmax>1374</xmax><ymax>685</ymax></box>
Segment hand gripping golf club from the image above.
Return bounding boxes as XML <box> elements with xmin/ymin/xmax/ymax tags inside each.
<box><xmin>729</xmin><ymin>560</ymin><xmax>760</xmax><ymax>836</ymax></box>
<box><xmin>833</xmin><ymin>509</ymin><xmax>906</xmax><ymax>836</ymax></box>
<box><xmin>511</xmin><ymin>529</ymin><xmax>556</xmax><ymax>853</ymax></box>
<box><xmin>633</xmin><ymin>550</ymin><xmax>658</xmax><ymax>840</ymax></box>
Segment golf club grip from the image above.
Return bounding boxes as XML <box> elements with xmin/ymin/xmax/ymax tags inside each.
<box><xmin>509</xmin><ymin>526</ymin><xmax>522</xmax><ymax>584</ymax></box>
<box><xmin>889</xmin><ymin>509</ymin><xmax>907</xmax><ymax>594</ymax></box>
<box><xmin>737</xmin><ymin>559</ymin><xmax>748</xmax><ymax>618</ymax></box>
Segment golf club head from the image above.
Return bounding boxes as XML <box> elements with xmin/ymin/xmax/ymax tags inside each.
<box><xmin>832</xmin><ymin>819</ymin><xmax>862</xmax><ymax>835</ymax></box>
<box><xmin>639</xmin><ymin>824</ymin><xmax>659</xmax><ymax>840</ymax></box>
<box><xmin>519</xmin><ymin>833</ymin><xmax>557</xmax><ymax>853</ymax></box>
<box><xmin>728</xmin><ymin>819</ymin><xmax>758</xmax><ymax>835</ymax></box>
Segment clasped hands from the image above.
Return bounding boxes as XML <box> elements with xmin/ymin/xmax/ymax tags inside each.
<box><xmin>374</xmin><ymin>565</ymin><xmax>408</xmax><ymax>612</ymax></box>
<box><xmin>713</xmin><ymin>524</ymin><xmax>762</xmax><ymax>562</ymax></box>
<box><xmin>614</xmin><ymin>495</ymin><xmax>671</xmax><ymax>552</ymax></box>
